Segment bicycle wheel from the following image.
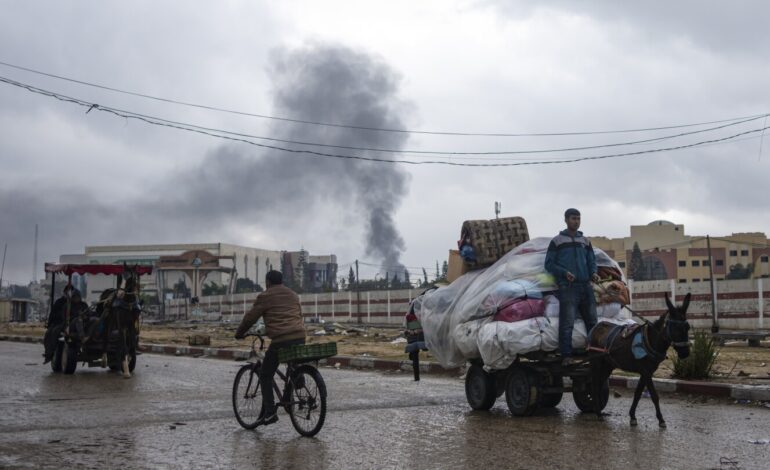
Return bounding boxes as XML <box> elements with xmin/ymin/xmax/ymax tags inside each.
<box><xmin>287</xmin><ymin>364</ymin><xmax>327</xmax><ymax>437</ymax></box>
<box><xmin>232</xmin><ymin>364</ymin><xmax>263</xmax><ymax>429</ymax></box>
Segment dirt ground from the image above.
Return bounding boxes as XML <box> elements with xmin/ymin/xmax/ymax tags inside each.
<box><xmin>3</xmin><ymin>321</ymin><xmax>769</xmax><ymax>385</ymax></box>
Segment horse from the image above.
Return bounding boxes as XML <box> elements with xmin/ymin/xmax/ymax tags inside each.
<box><xmin>95</xmin><ymin>263</ymin><xmax>142</xmax><ymax>378</ymax></box>
<box><xmin>587</xmin><ymin>292</ymin><xmax>691</xmax><ymax>427</ymax></box>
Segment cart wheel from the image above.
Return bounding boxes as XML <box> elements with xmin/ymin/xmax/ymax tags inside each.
<box><xmin>572</xmin><ymin>377</ymin><xmax>609</xmax><ymax>413</ymax></box>
<box><xmin>540</xmin><ymin>376</ymin><xmax>564</xmax><ymax>408</ymax></box>
<box><xmin>51</xmin><ymin>342</ymin><xmax>64</xmax><ymax>373</ymax></box>
<box><xmin>505</xmin><ymin>366</ymin><xmax>539</xmax><ymax>416</ymax></box>
<box><xmin>465</xmin><ymin>364</ymin><xmax>497</xmax><ymax>411</ymax></box>
<box><xmin>63</xmin><ymin>343</ymin><xmax>78</xmax><ymax>375</ymax></box>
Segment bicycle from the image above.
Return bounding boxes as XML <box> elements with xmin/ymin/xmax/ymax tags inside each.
<box><xmin>232</xmin><ymin>334</ymin><xmax>331</xmax><ymax>437</ymax></box>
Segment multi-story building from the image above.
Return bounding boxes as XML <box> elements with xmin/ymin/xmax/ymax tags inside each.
<box><xmin>281</xmin><ymin>250</ymin><xmax>338</xmax><ymax>293</ymax></box>
<box><xmin>55</xmin><ymin>243</ymin><xmax>282</xmax><ymax>303</ymax></box>
<box><xmin>54</xmin><ymin>243</ymin><xmax>339</xmax><ymax>303</ymax></box>
<box><xmin>592</xmin><ymin>221</ymin><xmax>770</xmax><ymax>282</ymax></box>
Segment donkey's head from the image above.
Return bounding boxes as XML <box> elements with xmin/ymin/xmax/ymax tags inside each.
<box><xmin>664</xmin><ymin>292</ymin><xmax>691</xmax><ymax>359</ymax></box>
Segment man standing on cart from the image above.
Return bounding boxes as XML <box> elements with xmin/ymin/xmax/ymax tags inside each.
<box><xmin>234</xmin><ymin>270</ymin><xmax>306</xmax><ymax>426</ymax></box>
<box><xmin>544</xmin><ymin>208</ymin><xmax>600</xmax><ymax>367</ymax></box>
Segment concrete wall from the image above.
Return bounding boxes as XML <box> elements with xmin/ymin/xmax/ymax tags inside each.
<box><xmin>164</xmin><ymin>278</ymin><xmax>769</xmax><ymax>330</ymax></box>
<box><xmin>628</xmin><ymin>278</ymin><xmax>768</xmax><ymax>330</ymax></box>
<box><xmin>164</xmin><ymin>288</ymin><xmax>419</xmax><ymax>325</ymax></box>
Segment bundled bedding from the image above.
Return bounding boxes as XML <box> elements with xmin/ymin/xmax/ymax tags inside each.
<box><xmin>414</xmin><ymin>238</ymin><xmax>634</xmax><ymax>370</ymax></box>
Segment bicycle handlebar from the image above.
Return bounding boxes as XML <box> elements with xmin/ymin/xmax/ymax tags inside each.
<box><xmin>240</xmin><ymin>332</ymin><xmax>265</xmax><ymax>351</ymax></box>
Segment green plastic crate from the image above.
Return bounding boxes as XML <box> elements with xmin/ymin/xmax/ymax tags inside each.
<box><xmin>278</xmin><ymin>342</ymin><xmax>338</xmax><ymax>363</ymax></box>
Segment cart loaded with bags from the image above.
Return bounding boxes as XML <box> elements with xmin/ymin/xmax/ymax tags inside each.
<box><xmin>415</xmin><ymin>221</ymin><xmax>633</xmax><ymax>416</ymax></box>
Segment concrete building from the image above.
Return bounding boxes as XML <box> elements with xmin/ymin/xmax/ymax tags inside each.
<box><xmin>281</xmin><ymin>250</ymin><xmax>338</xmax><ymax>293</ymax></box>
<box><xmin>0</xmin><ymin>298</ymin><xmax>37</xmax><ymax>322</ymax></box>
<box><xmin>55</xmin><ymin>243</ymin><xmax>282</xmax><ymax>303</ymax></box>
<box><xmin>592</xmin><ymin>221</ymin><xmax>770</xmax><ymax>282</ymax></box>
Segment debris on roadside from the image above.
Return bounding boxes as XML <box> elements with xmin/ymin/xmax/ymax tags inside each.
<box><xmin>188</xmin><ymin>334</ymin><xmax>211</xmax><ymax>346</ymax></box>
<box><xmin>747</xmin><ymin>438</ymin><xmax>769</xmax><ymax>445</ymax></box>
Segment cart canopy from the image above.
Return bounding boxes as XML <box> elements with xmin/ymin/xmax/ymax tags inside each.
<box><xmin>44</xmin><ymin>263</ymin><xmax>154</xmax><ymax>276</ymax></box>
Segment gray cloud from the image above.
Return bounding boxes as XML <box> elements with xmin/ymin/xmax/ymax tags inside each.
<box><xmin>172</xmin><ymin>43</ymin><xmax>412</xmax><ymax>275</ymax></box>
<box><xmin>0</xmin><ymin>43</ymin><xmax>411</xmax><ymax>283</ymax></box>
<box><xmin>485</xmin><ymin>1</ymin><xmax>770</xmax><ymax>56</ymax></box>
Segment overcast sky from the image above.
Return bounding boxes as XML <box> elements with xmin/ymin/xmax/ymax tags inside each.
<box><xmin>1</xmin><ymin>1</ymin><xmax>769</xmax><ymax>285</ymax></box>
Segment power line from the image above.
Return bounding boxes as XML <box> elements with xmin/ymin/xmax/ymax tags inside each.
<box><xmin>3</xmin><ymin>75</ymin><xmax>769</xmax><ymax>167</ymax></box>
<box><xmin>2</xmin><ymin>73</ymin><xmax>762</xmax><ymax>159</ymax></box>
<box><xmin>2</xmin><ymin>59</ymin><xmax>768</xmax><ymax>138</ymax></box>
<box><xmin>707</xmin><ymin>236</ymin><xmax>770</xmax><ymax>249</ymax></box>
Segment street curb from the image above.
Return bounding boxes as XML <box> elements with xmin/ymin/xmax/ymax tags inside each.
<box><xmin>3</xmin><ymin>334</ymin><xmax>769</xmax><ymax>401</ymax></box>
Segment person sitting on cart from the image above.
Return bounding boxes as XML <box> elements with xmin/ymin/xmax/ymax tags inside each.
<box><xmin>43</xmin><ymin>286</ymin><xmax>89</xmax><ymax>364</ymax></box>
<box><xmin>234</xmin><ymin>270</ymin><xmax>306</xmax><ymax>426</ymax></box>
<box><xmin>544</xmin><ymin>208</ymin><xmax>600</xmax><ymax>367</ymax></box>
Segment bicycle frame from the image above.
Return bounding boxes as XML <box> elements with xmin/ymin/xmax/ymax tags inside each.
<box><xmin>244</xmin><ymin>334</ymin><xmax>305</xmax><ymax>410</ymax></box>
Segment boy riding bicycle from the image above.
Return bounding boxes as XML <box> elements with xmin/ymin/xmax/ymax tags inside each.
<box><xmin>235</xmin><ymin>270</ymin><xmax>306</xmax><ymax>425</ymax></box>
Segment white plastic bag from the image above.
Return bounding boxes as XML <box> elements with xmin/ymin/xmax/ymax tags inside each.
<box><xmin>415</xmin><ymin>237</ymin><xmax>624</xmax><ymax>369</ymax></box>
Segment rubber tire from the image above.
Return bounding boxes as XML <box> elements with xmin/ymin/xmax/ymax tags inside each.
<box><xmin>572</xmin><ymin>377</ymin><xmax>610</xmax><ymax>413</ymax></box>
<box><xmin>63</xmin><ymin>343</ymin><xmax>78</xmax><ymax>375</ymax></box>
<box><xmin>287</xmin><ymin>364</ymin><xmax>327</xmax><ymax>437</ymax></box>
<box><xmin>232</xmin><ymin>364</ymin><xmax>263</xmax><ymax>430</ymax></box>
<box><xmin>540</xmin><ymin>376</ymin><xmax>564</xmax><ymax>408</ymax></box>
<box><xmin>51</xmin><ymin>342</ymin><xmax>64</xmax><ymax>373</ymax></box>
<box><xmin>505</xmin><ymin>367</ymin><xmax>539</xmax><ymax>417</ymax></box>
<box><xmin>465</xmin><ymin>364</ymin><xmax>497</xmax><ymax>411</ymax></box>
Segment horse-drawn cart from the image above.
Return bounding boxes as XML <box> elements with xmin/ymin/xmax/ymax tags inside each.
<box><xmin>464</xmin><ymin>351</ymin><xmax>609</xmax><ymax>416</ymax></box>
<box><xmin>43</xmin><ymin>263</ymin><xmax>153</xmax><ymax>377</ymax></box>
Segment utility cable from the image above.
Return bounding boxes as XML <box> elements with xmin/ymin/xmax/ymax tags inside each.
<box><xmin>3</xmin><ymin>75</ymin><xmax>769</xmax><ymax>167</ymax></box>
<box><xmin>1</xmin><ymin>59</ymin><xmax>768</xmax><ymax>138</ymax></box>
<box><xmin>3</xmin><ymin>73</ymin><xmax>762</xmax><ymax>158</ymax></box>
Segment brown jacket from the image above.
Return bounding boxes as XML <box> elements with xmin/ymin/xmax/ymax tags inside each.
<box><xmin>235</xmin><ymin>284</ymin><xmax>306</xmax><ymax>343</ymax></box>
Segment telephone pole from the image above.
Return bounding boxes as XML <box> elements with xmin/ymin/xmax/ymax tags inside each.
<box><xmin>33</xmin><ymin>224</ymin><xmax>38</xmax><ymax>283</ymax></box>
<box><xmin>494</xmin><ymin>201</ymin><xmax>501</xmax><ymax>219</ymax></box>
<box><xmin>355</xmin><ymin>260</ymin><xmax>361</xmax><ymax>324</ymax></box>
<box><xmin>707</xmin><ymin>235</ymin><xmax>718</xmax><ymax>333</ymax></box>
<box><xmin>0</xmin><ymin>243</ymin><xmax>7</xmax><ymax>292</ymax></box>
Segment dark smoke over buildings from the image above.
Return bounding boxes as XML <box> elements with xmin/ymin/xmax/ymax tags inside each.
<box><xmin>166</xmin><ymin>43</ymin><xmax>412</xmax><ymax>276</ymax></box>
<box><xmin>0</xmin><ymin>43</ymin><xmax>412</xmax><ymax>282</ymax></box>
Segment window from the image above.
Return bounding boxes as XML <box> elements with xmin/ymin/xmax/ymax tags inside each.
<box><xmin>618</xmin><ymin>261</ymin><xmax>626</xmax><ymax>268</ymax></box>
<box><xmin>692</xmin><ymin>278</ymin><xmax>700</xmax><ymax>282</ymax></box>
<box><xmin>716</xmin><ymin>259</ymin><xmax>724</xmax><ymax>266</ymax></box>
<box><xmin>678</xmin><ymin>260</ymin><xmax>686</xmax><ymax>267</ymax></box>
<box><xmin>691</xmin><ymin>260</ymin><xmax>700</xmax><ymax>267</ymax></box>
<box><xmin>762</xmin><ymin>256</ymin><xmax>769</xmax><ymax>263</ymax></box>
<box><xmin>703</xmin><ymin>259</ymin><xmax>710</xmax><ymax>267</ymax></box>
<box><xmin>729</xmin><ymin>250</ymin><xmax>738</xmax><ymax>256</ymax></box>
<box><xmin>678</xmin><ymin>279</ymin><xmax>687</xmax><ymax>283</ymax></box>
<box><xmin>741</xmin><ymin>250</ymin><xmax>749</xmax><ymax>256</ymax></box>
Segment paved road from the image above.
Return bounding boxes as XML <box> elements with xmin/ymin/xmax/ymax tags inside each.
<box><xmin>1</xmin><ymin>341</ymin><xmax>768</xmax><ymax>469</ymax></box>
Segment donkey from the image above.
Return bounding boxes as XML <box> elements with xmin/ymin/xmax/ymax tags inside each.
<box><xmin>587</xmin><ymin>292</ymin><xmax>691</xmax><ymax>427</ymax></box>
<box><xmin>96</xmin><ymin>264</ymin><xmax>142</xmax><ymax>378</ymax></box>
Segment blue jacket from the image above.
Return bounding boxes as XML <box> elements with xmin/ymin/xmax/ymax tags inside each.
<box><xmin>544</xmin><ymin>230</ymin><xmax>597</xmax><ymax>286</ymax></box>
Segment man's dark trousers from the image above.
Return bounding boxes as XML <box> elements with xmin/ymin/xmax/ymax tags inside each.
<box><xmin>260</xmin><ymin>337</ymin><xmax>306</xmax><ymax>414</ymax></box>
<box><xmin>558</xmin><ymin>282</ymin><xmax>597</xmax><ymax>357</ymax></box>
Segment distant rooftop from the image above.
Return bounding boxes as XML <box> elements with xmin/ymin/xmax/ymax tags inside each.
<box><xmin>648</xmin><ymin>220</ymin><xmax>675</xmax><ymax>226</ymax></box>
